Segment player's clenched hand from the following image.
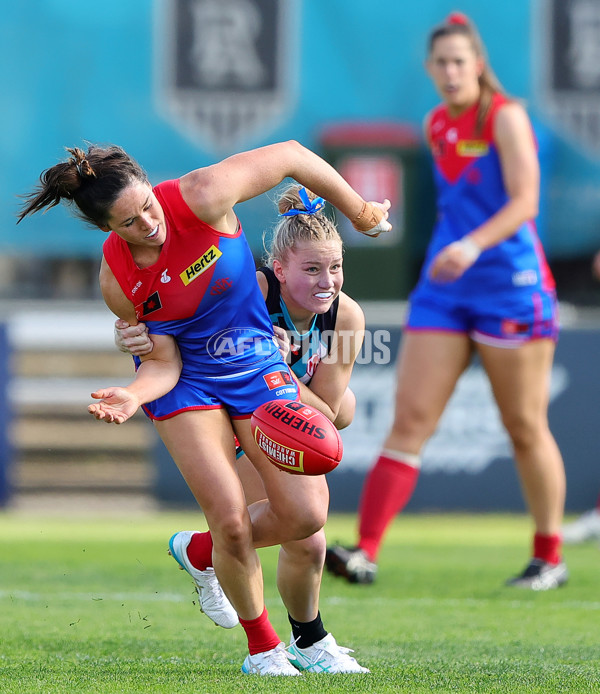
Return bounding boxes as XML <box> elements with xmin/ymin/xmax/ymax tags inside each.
<box><xmin>114</xmin><ymin>319</ymin><xmax>154</xmax><ymax>356</ymax></box>
<box><xmin>88</xmin><ymin>387</ymin><xmax>141</xmax><ymax>424</ymax></box>
<box><xmin>273</xmin><ymin>325</ymin><xmax>291</xmax><ymax>361</ymax></box>
<box><xmin>429</xmin><ymin>237</ymin><xmax>482</xmax><ymax>283</ymax></box>
<box><xmin>352</xmin><ymin>199</ymin><xmax>392</xmax><ymax>237</ymax></box>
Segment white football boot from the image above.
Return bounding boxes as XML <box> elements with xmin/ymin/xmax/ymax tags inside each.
<box><xmin>168</xmin><ymin>530</ymin><xmax>239</xmax><ymax>629</ymax></box>
<box><xmin>287</xmin><ymin>633</ymin><xmax>370</xmax><ymax>673</ymax></box>
<box><xmin>241</xmin><ymin>643</ymin><xmax>301</xmax><ymax>676</ymax></box>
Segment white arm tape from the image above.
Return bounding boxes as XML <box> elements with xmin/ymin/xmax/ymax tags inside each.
<box><xmin>360</xmin><ymin>219</ymin><xmax>392</xmax><ymax>237</ymax></box>
<box><xmin>457</xmin><ymin>237</ymin><xmax>482</xmax><ymax>263</ymax></box>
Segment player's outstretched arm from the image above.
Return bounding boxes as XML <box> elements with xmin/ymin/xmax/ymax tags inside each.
<box><xmin>181</xmin><ymin>140</ymin><xmax>392</xmax><ymax>236</ymax></box>
<box><xmin>89</xmin><ymin>334</ymin><xmax>181</xmax><ymax>424</ymax></box>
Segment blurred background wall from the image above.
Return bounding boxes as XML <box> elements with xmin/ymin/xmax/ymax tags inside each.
<box><xmin>2</xmin><ymin>0</ymin><xmax>600</xmax><ymax>512</ymax></box>
<box><xmin>3</xmin><ymin>0</ymin><xmax>600</xmax><ymax>302</ymax></box>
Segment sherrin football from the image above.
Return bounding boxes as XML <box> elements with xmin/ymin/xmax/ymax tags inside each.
<box><xmin>251</xmin><ymin>399</ymin><xmax>343</xmax><ymax>475</ymax></box>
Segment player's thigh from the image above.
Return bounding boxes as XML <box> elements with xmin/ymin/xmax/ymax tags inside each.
<box><xmin>233</xmin><ymin>417</ymin><xmax>329</xmax><ymax>526</ymax></box>
<box><xmin>393</xmin><ymin>330</ymin><xmax>472</xmax><ymax>431</ymax></box>
<box><xmin>477</xmin><ymin>338</ymin><xmax>555</xmax><ymax>428</ymax></box>
<box><xmin>154</xmin><ymin>408</ymin><xmax>246</xmax><ymax>519</ymax></box>
<box><xmin>236</xmin><ymin>453</ymin><xmax>267</xmax><ymax>505</ymax></box>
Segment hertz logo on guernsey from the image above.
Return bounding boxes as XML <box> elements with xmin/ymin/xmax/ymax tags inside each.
<box><xmin>457</xmin><ymin>140</ymin><xmax>489</xmax><ymax>157</ymax></box>
<box><xmin>180</xmin><ymin>245</ymin><xmax>222</xmax><ymax>285</ymax></box>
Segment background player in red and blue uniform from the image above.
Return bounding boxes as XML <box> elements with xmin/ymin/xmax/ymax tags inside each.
<box><xmin>326</xmin><ymin>12</ymin><xmax>568</xmax><ymax>591</ymax></box>
<box><xmin>18</xmin><ymin>142</ymin><xmax>390</xmax><ymax>674</ymax></box>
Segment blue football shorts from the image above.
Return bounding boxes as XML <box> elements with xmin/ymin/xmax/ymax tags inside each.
<box><xmin>405</xmin><ymin>290</ymin><xmax>559</xmax><ymax>348</ymax></box>
<box><xmin>141</xmin><ymin>358</ymin><xmax>299</xmax><ymax>420</ymax></box>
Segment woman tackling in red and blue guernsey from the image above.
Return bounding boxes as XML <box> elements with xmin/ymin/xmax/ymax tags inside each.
<box><xmin>18</xmin><ymin>141</ymin><xmax>389</xmax><ymax>674</ymax></box>
<box><xmin>113</xmin><ymin>183</ymin><xmax>369</xmax><ymax>673</ymax></box>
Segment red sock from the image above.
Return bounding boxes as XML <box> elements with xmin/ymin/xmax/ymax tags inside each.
<box><xmin>186</xmin><ymin>531</ymin><xmax>213</xmax><ymax>570</ymax></box>
<box><xmin>358</xmin><ymin>453</ymin><xmax>420</xmax><ymax>561</ymax></box>
<box><xmin>239</xmin><ymin>607</ymin><xmax>281</xmax><ymax>655</ymax></box>
<box><xmin>533</xmin><ymin>532</ymin><xmax>562</xmax><ymax>565</ymax></box>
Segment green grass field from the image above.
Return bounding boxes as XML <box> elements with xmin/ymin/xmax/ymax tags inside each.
<box><xmin>1</xmin><ymin>511</ymin><xmax>598</xmax><ymax>693</ymax></box>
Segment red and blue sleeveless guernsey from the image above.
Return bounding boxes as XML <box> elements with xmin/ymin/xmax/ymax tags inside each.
<box><xmin>414</xmin><ymin>93</ymin><xmax>555</xmax><ymax>301</ymax></box>
<box><xmin>103</xmin><ymin>179</ymin><xmax>298</xmax><ymax>417</ymax></box>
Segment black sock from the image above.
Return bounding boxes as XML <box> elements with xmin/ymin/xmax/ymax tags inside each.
<box><xmin>288</xmin><ymin>611</ymin><xmax>327</xmax><ymax>649</ymax></box>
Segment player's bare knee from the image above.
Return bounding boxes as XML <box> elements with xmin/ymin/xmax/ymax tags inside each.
<box><xmin>291</xmin><ymin>512</ymin><xmax>326</xmax><ymax>540</ymax></box>
<box><xmin>503</xmin><ymin>414</ymin><xmax>545</xmax><ymax>453</ymax></box>
<box><xmin>211</xmin><ymin>511</ymin><xmax>253</xmax><ymax>554</ymax></box>
<box><xmin>275</xmin><ymin>503</ymin><xmax>327</xmax><ymax>539</ymax></box>
<box><xmin>308</xmin><ymin>534</ymin><xmax>327</xmax><ymax>564</ymax></box>
<box><xmin>284</xmin><ymin>532</ymin><xmax>326</xmax><ymax>565</ymax></box>
<box><xmin>392</xmin><ymin>402</ymin><xmax>436</xmax><ymax>439</ymax></box>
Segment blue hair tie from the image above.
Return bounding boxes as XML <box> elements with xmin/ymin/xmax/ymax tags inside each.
<box><xmin>279</xmin><ymin>187</ymin><xmax>325</xmax><ymax>217</ymax></box>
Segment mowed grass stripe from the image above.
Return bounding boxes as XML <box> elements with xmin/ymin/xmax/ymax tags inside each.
<box><xmin>3</xmin><ymin>589</ymin><xmax>600</xmax><ymax>612</ymax></box>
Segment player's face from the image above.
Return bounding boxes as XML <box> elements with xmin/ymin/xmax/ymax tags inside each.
<box><xmin>104</xmin><ymin>181</ymin><xmax>167</xmax><ymax>247</ymax></box>
<box><xmin>275</xmin><ymin>240</ymin><xmax>344</xmax><ymax>317</ymax></box>
<box><xmin>426</xmin><ymin>34</ymin><xmax>483</xmax><ymax>115</ymax></box>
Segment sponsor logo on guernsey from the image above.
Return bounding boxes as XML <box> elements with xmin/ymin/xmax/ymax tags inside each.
<box><xmin>466</xmin><ymin>168</ymin><xmax>482</xmax><ymax>184</ymax></box>
<box><xmin>305</xmin><ymin>353</ymin><xmax>322</xmax><ymax>379</ymax></box>
<box><xmin>161</xmin><ymin>269</ymin><xmax>171</xmax><ymax>283</ymax></box>
<box><xmin>432</xmin><ymin>118</ymin><xmax>445</xmax><ymax>134</ymax></box>
<box><xmin>501</xmin><ymin>319</ymin><xmax>530</xmax><ymax>336</ymax></box>
<box><xmin>456</xmin><ymin>140</ymin><xmax>489</xmax><ymax>157</ymax></box>
<box><xmin>512</xmin><ymin>269</ymin><xmax>538</xmax><ymax>287</ymax></box>
<box><xmin>131</xmin><ymin>280</ymin><xmax>143</xmax><ymax>296</ymax></box>
<box><xmin>432</xmin><ymin>139</ymin><xmax>446</xmax><ymax>157</ymax></box>
<box><xmin>135</xmin><ymin>291</ymin><xmax>163</xmax><ymax>319</ymax></box>
<box><xmin>263</xmin><ymin>370</ymin><xmax>293</xmax><ymax>390</ymax></box>
<box><xmin>254</xmin><ymin>427</ymin><xmax>304</xmax><ymax>472</ymax></box>
<box><xmin>210</xmin><ymin>277</ymin><xmax>232</xmax><ymax>295</ymax></box>
<box><xmin>446</xmin><ymin>127</ymin><xmax>458</xmax><ymax>143</ymax></box>
<box><xmin>180</xmin><ymin>245</ymin><xmax>222</xmax><ymax>286</ymax></box>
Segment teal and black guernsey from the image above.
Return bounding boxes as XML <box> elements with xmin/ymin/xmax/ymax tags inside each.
<box><xmin>258</xmin><ymin>266</ymin><xmax>339</xmax><ymax>385</ymax></box>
